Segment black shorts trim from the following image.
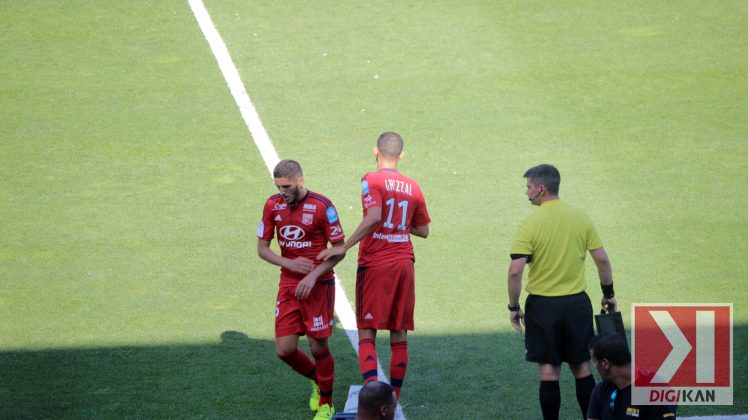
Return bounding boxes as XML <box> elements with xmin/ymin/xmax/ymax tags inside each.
<box><xmin>355</xmin><ymin>267</ymin><xmax>366</xmax><ymax>323</ymax></box>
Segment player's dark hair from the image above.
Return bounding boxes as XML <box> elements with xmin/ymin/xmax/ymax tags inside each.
<box><xmin>523</xmin><ymin>164</ymin><xmax>560</xmax><ymax>195</ymax></box>
<box><xmin>589</xmin><ymin>333</ymin><xmax>631</xmax><ymax>366</ymax></box>
<box><xmin>273</xmin><ymin>159</ymin><xmax>303</xmax><ymax>179</ymax></box>
<box><xmin>358</xmin><ymin>380</ymin><xmax>395</xmax><ymax>416</ymax></box>
<box><xmin>377</xmin><ymin>132</ymin><xmax>404</xmax><ymax>159</ymax></box>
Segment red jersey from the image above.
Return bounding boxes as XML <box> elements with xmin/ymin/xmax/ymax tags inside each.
<box><xmin>358</xmin><ymin>168</ymin><xmax>430</xmax><ymax>267</ymax></box>
<box><xmin>257</xmin><ymin>191</ymin><xmax>345</xmax><ymax>285</ymax></box>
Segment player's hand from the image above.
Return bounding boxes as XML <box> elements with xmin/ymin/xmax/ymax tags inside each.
<box><xmin>287</xmin><ymin>257</ymin><xmax>314</xmax><ymax>274</ymax></box>
<box><xmin>510</xmin><ymin>309</ymin><xmax>525</xmax><ymax>333</ymax></box>
<box><xmin>317</xmin><ymin>246</ymin><xmax>345</xmax><ymax>261</ymax></box>
<box><xmin>295</xmin><ymin>275</ymin><xmax>316</xmax><ymax>299</ymax></box>
<box><xmin>601</xmin><ymin>296</ymin><xmax>618</xmax><ymax>313</ymax></box>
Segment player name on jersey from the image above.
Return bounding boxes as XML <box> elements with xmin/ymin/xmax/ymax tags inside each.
<box><xmin>384</xmin><ymin>179</ymin><xmax>412</xmax><ymax>196</ymax></box>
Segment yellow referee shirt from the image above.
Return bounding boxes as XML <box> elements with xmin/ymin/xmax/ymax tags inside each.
<box><xmin>510</xmin><ymin>199</ymin><xmax>603</xmax><ymax>296</ymax></box>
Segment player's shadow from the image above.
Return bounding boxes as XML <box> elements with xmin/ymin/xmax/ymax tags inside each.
<box><xmin>1</xmin><ymin>325</ymin><xmax>746</xmax><ymax>418</ymax></box>
<box><xmin>1</xmin><ymin>331</ymin><xmax>298</xmax><ymax>418</ymax></box>
<box><xmin>0</xmin><ymin>327</ymin><xmax>364</xmax><ymax>419</ymax></box>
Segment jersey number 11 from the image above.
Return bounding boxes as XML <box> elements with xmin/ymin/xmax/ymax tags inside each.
<box><xmin>383</xmin><ymin>198</ymin><xmax>408</xmax><ymax>231</ymax></box>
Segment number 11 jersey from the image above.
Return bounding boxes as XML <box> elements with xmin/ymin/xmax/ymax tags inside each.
<box><xmin>358</xmin><ymin>168</ymin><xmax>430</xmax><ymax>268</ymax></box>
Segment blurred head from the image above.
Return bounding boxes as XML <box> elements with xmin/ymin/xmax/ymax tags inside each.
<box><xmin>589</xmin><ymin>333</ymin><xmax>631</xmax><ymax>381</ymax></box>
<box><xmin>356</xmin><ymin>381</ymin><xmax>397</xmax><ymax>420</ymax></box>
<box><xmin>375</xmin><ymin>132</ymin><xmax>404</xmax><ymax>164</ymax></box>
<box><xmin>273</xmin><ymin>159</ymin><xmax>305</xmax><ymax>204</ymax></box>
<box><xmin>523</xmin><ymin>164</ymin><xmax>560</xmax><ymax>205</ymax></box>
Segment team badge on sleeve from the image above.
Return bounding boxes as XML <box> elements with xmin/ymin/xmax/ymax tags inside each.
<box><xmin>361</xmin><ymin>180</ymin><xmax>369</xmax><ymax>195</ymax></box>
<box><xmin>256</xmin><ymin>221</ymin><xmax>264</xmax><ymax>237</ymax></box>
<box><xmin>326</xmin><ymin>207</ymin><xmax>339</xmax><ymax>223</ymax></box>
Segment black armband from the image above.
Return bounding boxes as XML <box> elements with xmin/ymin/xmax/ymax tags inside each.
<box><xmin>601</xmin><ymin>283</ymin><xmax>615</xmax><ymax>299</ymax></box>
<box><xmin>508</xmin><ymin>303</ymin><xmax>521</xmax><ymax>311</ymax></box>
<box><xmin>510</xmin><ymin>254</ymin><xmax>533</xmax><ymax>263</ymax></box>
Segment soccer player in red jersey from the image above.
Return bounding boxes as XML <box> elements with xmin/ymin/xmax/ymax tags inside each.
<box><xmin>318</xmin><ymin>132</ymin><xmax>430</xmax><ymax>400</ymax></box>
<box><xmin>257</xmin><ymin>159</ymin><xmax>346</xmax><ymax>420</ymax></box>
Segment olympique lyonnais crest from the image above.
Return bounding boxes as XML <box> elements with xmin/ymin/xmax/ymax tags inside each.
<box><xmin>632</xmin><ymin>304</ymin><xmax>732</xmax><ymax>405</ymax></box>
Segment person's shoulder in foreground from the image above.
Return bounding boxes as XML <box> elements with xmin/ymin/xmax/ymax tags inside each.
<box><xmin>588</xmin><ymin>333</ymin><xmax>677</xmax><ymax>420</ymax></box>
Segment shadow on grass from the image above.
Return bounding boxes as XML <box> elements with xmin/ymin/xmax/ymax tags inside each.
<box><xmin>402</xmin><ymin>325</ymin><xmax>748</xmax><ymax>419</ymax></box>
<box><xmin>0</xmin><ymin>330</ymin><xmax>357</xmax><ymax>419</ymax></box>
<box><xmin>1</xmin><ymin>326</ymin><xmax>746</xmax><ymax>418</ymax></box>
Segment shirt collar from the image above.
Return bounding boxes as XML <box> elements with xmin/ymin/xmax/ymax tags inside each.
<box><xmin>540</xmin><ymin>198</ymin><xmax>561</xmax><ymax>207</ymax></box>
<box><xmin>290</xmin><ymin>190</ymin><xmax>310</xmax><ymax>208</ymax></box>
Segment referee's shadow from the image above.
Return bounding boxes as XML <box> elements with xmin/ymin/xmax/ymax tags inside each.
<box><xmin>399</xmin><ymin>324</ymin><xmax>747</xmax><ymax>419</ymax></box>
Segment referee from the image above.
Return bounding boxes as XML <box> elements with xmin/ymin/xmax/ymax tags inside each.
<box><xmin>507</xmin><ymin>164</ymin><xmax>617</xmax><ymax>420</ymax></box>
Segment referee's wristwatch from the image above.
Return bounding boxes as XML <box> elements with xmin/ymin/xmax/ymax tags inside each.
<box><xmin>508</xmin><ymin>303</ymin><xmax>521</xmax><ymax>311</ymax></box>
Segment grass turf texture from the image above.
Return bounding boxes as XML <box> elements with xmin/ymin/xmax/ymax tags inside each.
<box><xmin>1</xmin><ymin>0</ymin><xmax>746</xmax><ymax>418</ymax></box>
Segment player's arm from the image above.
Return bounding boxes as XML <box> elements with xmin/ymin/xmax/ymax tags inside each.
<box><xmin>411</xmin><ymin>195</ymin><xmax>431</xmax><ymax>238</ymax></box>
<box><xmin>295</xmin><ymin>241</ymin><xmax>345</xmax><ymax>299</ymax></box>
<box><xmin>590</xmin><ymin>247</ymin><xmax>616</xmax><ymax>312</ymax></box>
<box><xmin>507</xmin><ymin>256</ymin><xmax>527</xmax><ymax>332</ymax></box>
<box><xmin>257</xmin><ymin>239</ymin><xmax>313</xmax><ymax>274</ymax></box>
<box><xmin>317</xmin><ymin>208</ymin><xmax>381</xmax><ymax>261</ymax></box>
<box><xmin>410</xmin><ymin>224</ymin><xmax>429</xmax><ymax>238</ymax></box>
<box><xmin>590</xmin><ymin>247</ymin><xmax>612</xmax><ymax>285</ymax></box>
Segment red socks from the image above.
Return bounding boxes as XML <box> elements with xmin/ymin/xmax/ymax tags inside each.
<box><xmin>358</xmin><ymin>338</ymin><xmax>378</xmax><ymax>383</ymax></box>
<box><xmin>278</xmin><ymin>349</ymin><xmax>316</xmax><ymax>380</ymax></box>
<box><xmin>359</xmin><ymin>339</ymin><xmax>409</xmax><ymax>399</ymax></box>
<box><xmin>280</xmin><ymin>340</ymin><xmax>409</xmax><ymax>404</ymax></box>
<box><xmin>279</xmin><ymin>348</ymin><xmax>335</xmax><ymax>407</ymax></box>
<box><xmin>390</xmin><ymin>341</ymin><xmax>408</xmax><ymax>399</ymax></box>
<box><xmin>312</xmin><ymin>348</ymin><xmax>335</xmax><ymax>406</ymax></box>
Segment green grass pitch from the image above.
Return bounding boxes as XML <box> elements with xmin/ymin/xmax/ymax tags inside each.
<box><xmin>1</xmin><ymin>1</ymin><xmax>746</xmax><ymax>418</ymax></box>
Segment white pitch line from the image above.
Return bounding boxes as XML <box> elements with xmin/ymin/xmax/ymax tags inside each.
<box><xmin>188</xmin><ymin>4</ymin><xmax>743</xmax><ymax>420</ymax></box>
<box><xmin>187</xmin><ymin>0</ymin><xmax>278</xmax><ymax>174</ymax></box>
<box><xmin>188</xmin><ymin>1</ymin><xmax>402</xmax><ymax>418</ymax></box>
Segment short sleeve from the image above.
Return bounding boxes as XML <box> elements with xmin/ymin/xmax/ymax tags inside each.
<box><xmin>510</xmin><ymin>220</ymin><xmax>533</xmax><ymax>256</ymax></box>
<box><xmin>412</xmin><ymin>193</ymin><xmax>430</xmax><ymax>226</ymax></box>
<box><xmin>361</xmin><ymin>175</ymin><xmax>382</xmax><ymax>210</ymax></box>
<box><xmin>257</xmin><ymin>199</ymin><xmax>275</xmax><ymax>240</ymax></box>
<box><xmin>321</xmin><ymin>203</ymin><xmax>345</xmax><ymax>243</ymax></box>
<box><xmin>586</xmin><ymin>219</ymin><xmax>603</xmax><ymax>251</ymax></box>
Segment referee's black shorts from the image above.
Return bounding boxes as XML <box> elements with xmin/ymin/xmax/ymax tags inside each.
<box><xmin>524</xmin><ymin>291</ymin><xmax>594</xmax><ymax>366</ymax></box>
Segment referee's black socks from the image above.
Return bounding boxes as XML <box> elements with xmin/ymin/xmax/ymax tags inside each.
<box><xmin>575</xmin><ymin>375</ymin><xmax>596</xmax><ymax>419</ymax></box>
<box><xmin>539</xmin><ymin>380</ymin><xmax>560</xmax><ymax>420</ymax></box>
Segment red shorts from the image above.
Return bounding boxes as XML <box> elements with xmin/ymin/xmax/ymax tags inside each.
<box><xmin>275</xmin><ymin>279</ymin><xmax>335</xmax><ymax>339</ymax></box>
<box><xmin>356</xmin><ymin>259</ymin><xmax>415</xmax><ymax>331</ymax></box>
